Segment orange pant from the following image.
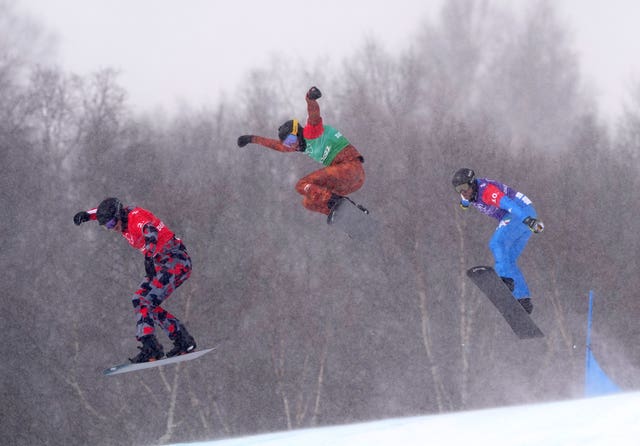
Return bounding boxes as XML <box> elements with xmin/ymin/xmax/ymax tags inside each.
<box><xmin>295</xmin><ymin>145</ymin><xmax>365</xmax><ymax>215</ymax></box>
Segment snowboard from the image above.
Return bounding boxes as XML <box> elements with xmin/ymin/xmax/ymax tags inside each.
<box><xmin>467</xmin><ymin>266</ymin><xmax>544</xmax><ymax>339</ymax></box>
<box><xmin>103</xmin><ymin>347</ymin><xmax>215</xmax><ymax>376</ymax></box>
<box><xmin>327</xmin><ymin>197</ymin><xmax>381</xmax><ymax>241</ymax></box>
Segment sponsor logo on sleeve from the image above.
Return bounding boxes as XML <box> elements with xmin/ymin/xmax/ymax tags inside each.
<box><xmin>515</xmin><ymin>192</ymin><xmax>532</xmax><ymax>205</ymax></box>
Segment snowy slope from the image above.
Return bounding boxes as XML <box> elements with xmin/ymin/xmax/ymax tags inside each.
<box><xmin>169</xmin><ymin>392</ymin><xmax>640</xmax><ymax>446</ymax></box>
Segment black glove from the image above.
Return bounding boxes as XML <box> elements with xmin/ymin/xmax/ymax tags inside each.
<box><xmin>73</xmin><ymin>211</ymin><xmax>90</xmax><ymax>226</ymax></box>
<box><xmin>237</xmin><ymin>135</ymin><xmax>253</xmax><ymax>147</ymax></box>
<box><xmin>144</xmin><ymin>256</ymin><xmax>156</xmax><ymax>278</ymax></box>
<box><xmin>307</xmin><ymin>86</ymin><xmax>322</xmax><ymax>100</ymax></box>
<box><xmin>523</xmin><ymin>216</ymin><xmax>544</xmax><ymax>234</ymax></box>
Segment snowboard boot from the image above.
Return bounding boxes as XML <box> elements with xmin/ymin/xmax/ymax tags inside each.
<box><xmin>518</xmin><ymin>298</ymin><xmax>533</xmax><ymax>314</ymax></box>
<box><xmin>500</xmin><ymin>277</ymin><xmax>533</xmax><ymax>313</ymax></box>
<box><xmin>129</xmin><ymin>335</ymin><xmax>164</xmax><ymax>363</ymax></box>
<box><xmin>167</xmin><ymin>326</ymin><xmax>197</xmax><ymax>358</ymax></box>
<box><xmin>500</xmin><ymin>276</ymin><xmax>515</xmax><ymax>292</ymax></box>
<box><xmin>326</xmin><ymin>194</ymin><xmax>345</xmax><ymax>225</ymax></box>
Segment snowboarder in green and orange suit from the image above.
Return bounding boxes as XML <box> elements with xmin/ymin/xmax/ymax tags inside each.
<box><xmin>237</xmin><ymin>86</ymin><xmax>365</xmax><ymax>219</ymax></box>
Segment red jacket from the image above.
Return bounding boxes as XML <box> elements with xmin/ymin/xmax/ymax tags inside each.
<box><xmin>87</xmin><ymin>206</ymin><xmax>175</xmax><ymax>256</ymax></box>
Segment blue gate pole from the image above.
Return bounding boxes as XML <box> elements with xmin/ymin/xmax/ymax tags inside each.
<box><xmin>585</xmin><ymin>290</ymin><xmax>594</xmax><ymax>394</ymax></box>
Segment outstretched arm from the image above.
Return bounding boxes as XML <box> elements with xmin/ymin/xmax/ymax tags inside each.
<box><xmin>236</xmin><ymin>87</ymin><xmax>325</xmax><ymax>151</ymax></box>
<box><xmin>305</xmin><ymin>87</ymin><xmax>322</xmax><ymax>127</ymax></box>
<box><xmin>73</xmin><ymin>207</ymin><xmax>97</xmax><ymax>225</ymax></box>
<box><xmin>236</xmin><ymin>135</ymin><xmax>297</xmax><ymax>153</ymax></box>
<box><xmin>304</xmin><ymin>86</ymin><xmax>324</xmax><ymax>138</ymax></box>
<box><xmin>306</xmin><ymin>87</ymin><xmax>322</xmax><ymax>127</ymax></box>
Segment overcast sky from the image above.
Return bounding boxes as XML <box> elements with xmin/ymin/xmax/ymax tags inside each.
<box><xmin>16</xmin><ymin>0</ymin><xmax>640</xmax><ymax>121</ymax></box>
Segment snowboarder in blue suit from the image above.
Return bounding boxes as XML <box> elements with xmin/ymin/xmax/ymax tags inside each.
<box><xmin>452</xmin><ymin>168</ymin><xmax>544</xmax><ymax>314</ymax></box>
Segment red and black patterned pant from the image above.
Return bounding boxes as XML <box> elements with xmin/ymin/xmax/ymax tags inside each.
<box><xmin>132</xmin><ymin>238</ymin><xmax>191</xmax><ymax>341</ymax></box>
<box><xmin>295</xmin><ymin>145</ymin><xmax>365</xmax><ymax>215</ymax></box>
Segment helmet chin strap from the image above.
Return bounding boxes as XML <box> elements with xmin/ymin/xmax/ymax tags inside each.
<box><xmin>297</xmin><ymin>133</ymin><xmax>306</xmax><ymax>152</ymax></box>
<box><xmin>469</xmin><ymin>181</ymin><xmax>478</xmax><ymax>202</ymax></box>
<box><xmin>120</xmin><ymin>207</ymin><xmax>129</xmax><ymax>231</ymax></box>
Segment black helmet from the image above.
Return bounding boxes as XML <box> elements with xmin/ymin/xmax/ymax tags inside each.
<box><xmin>96</xmin><ymin>197</ymin><xmax>123</xmax><ymax>225</ymax></box>
<box><xmin>278</xmin><ymin>118</ymin><xmax>306</xmax><ymax>150</ymax></box>
<box><xmin>278</xmin><ymin>119</ymin><xmax>299</xmax><ymax>141</ymax></box>
<box><xmin>452</xmin><ymin>168</ymin><xmax>475</xmax><ymax>188</ymax></box>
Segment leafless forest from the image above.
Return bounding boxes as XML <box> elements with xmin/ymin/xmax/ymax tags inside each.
<box><xmin>2</xmin><ymin>1</ymin><xmax>639</xmax><ymax>445</ymax></box>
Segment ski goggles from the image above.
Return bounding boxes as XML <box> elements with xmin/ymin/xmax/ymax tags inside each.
<box><xmin>282</xmin><ymin>133</ymin><xmax>298</xmax><ymax>148</ymax></box>
<box><xmin>104</xmin><ymin>217</ymin><xmax>118</xmax><ymax>229</ymax></box>
<box><xmin>454</xmin><ymin>182</ymin><xmax>472</xmax><ymax>193</ymax></box>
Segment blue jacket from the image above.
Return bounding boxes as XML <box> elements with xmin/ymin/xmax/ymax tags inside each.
<box><xmin>461</xmin><ymin>178</ymin><xmax>535</xmax><ymax>222</ymax></box>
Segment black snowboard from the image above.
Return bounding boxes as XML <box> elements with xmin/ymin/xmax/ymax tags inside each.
<box><xmin>327</xmin><ymin>197</ymin><xmax>381</xmax><ymax>241</ymax></box>
<box><xmin>467</xmin><ymin>266</ymin><xmax>544</xmax><ymax>339</ymax></box>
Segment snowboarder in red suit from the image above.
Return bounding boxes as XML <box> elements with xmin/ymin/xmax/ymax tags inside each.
<box><xmin>237</xmin><ymin>86</ymin><xmax>365</xmax><ymax>220</ymax></box>
<box><xmin>74</xmin><ymin>198</ymin><xmax>196</xmax><ymax>363</ymax></box>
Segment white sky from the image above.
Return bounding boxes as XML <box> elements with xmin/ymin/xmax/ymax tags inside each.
<box><xmin>16</xmin><ymin>0</ymin><xmax>640</xmax><ymax>121</ymax></box>
<box><xmin>557</xmin><ymin>0</ymin><xmax>640</xmax><ymax>121</ymax></box>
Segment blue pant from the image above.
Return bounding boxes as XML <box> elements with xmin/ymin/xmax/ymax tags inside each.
<box><xmin>488</xmin><ymin>207</ymin><xmax>535</xmax><ymax>299</ymax></box>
